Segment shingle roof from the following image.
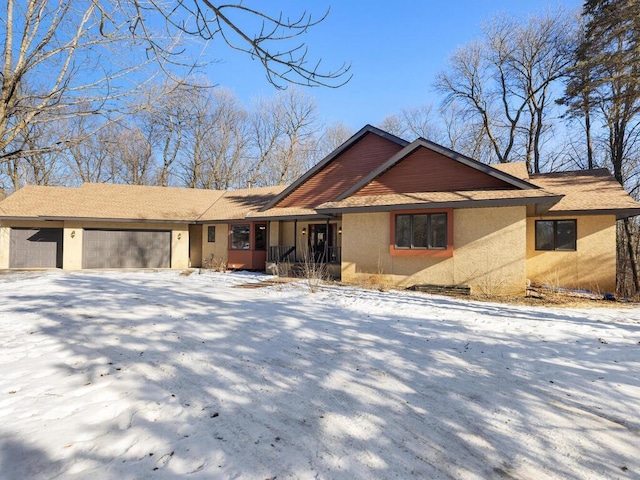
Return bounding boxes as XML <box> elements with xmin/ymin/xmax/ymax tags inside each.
<box><xmin>529</xmin><ymin>169</ymin><xmax>640</xmax><ymax>218</ymax></box>
<box><xmin>491</xmin><ymin>162</ymin><xmax>530</xmax><ymax>181</ymax></box>
<box><xmin>0</xmin><ymin>183</ymin><xmax>283</xmax><ymax>222</ymax></box>
<box><xmin>198</xmin><ymin>185</ymin><xmax>286</xmax><ymax>221</ymax></box>
<box><xmin>317</xmin><ymin>188</ymin><xmax>562</xmax><ymax>213</ymax></box>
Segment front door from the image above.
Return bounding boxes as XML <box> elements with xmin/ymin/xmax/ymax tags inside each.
<box><xmin>308</xmin><ymin>224</ymin><xmax>334</xmax><ymax>262</ymax></box>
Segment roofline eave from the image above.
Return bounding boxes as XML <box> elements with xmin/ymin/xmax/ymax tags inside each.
<box><xmin>317</xmin><ymin>196</ymin><xmax>564</xmax><ymax>214</ymax></box>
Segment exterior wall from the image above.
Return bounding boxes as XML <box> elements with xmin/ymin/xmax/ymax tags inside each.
<box><xmin>341</xmin><ymin>206</ymin><xmax>528</xmax><ymax>296</ymax></box>
<box><xmin>526</xmin><ymin>215</ymin><xmax>617</xmax><ymax>293</ymax></box>
<box><xmin>277</xmin><ymin>133</ymin><xmax>404</xmax><ymax>208</ymax></box>
<box><xmin>0</xmin><ymin>225</ymin><xmax>9</xmax><ymax>269</ymax></box>
<box><xmin>201</xmin><ymin>223</ymin><xmax>229</xmax><ymax>267</ymax></box>
<box><xmin>356</xmin><ymin>147</ymin><xmax>513</xmax><ymax>196</ymax></box>
<box><xmin>0</xmin><ymin>220</ymin><xmax>189</xmax><ymax>270</ymax></box>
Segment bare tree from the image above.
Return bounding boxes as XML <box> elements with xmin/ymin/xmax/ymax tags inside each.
<box><xmin>380</xmin><ymin>105</ymin><xmax>445</xmax><ymax>142</ymax></box>
<box><xmin>435</xmin><ymin>10</ymin><xmax>576</xmax><ymax>172</ymax></box>
<box><xmin>138</xmin><ymin>3</ymin><xmax>351</xmax><ymax>89</ymax></box>
<box><xmin>246</xmin><ymin>88</ymin><xmax>318</xmax><ymax>186</ymax></box>
<box><xmin>313</xmin><ymin>122</ymin><xmax>355</xmax><ymax>161</ymax></box>
<box><xmin>176</xmin><ymin>87</ymin><xmax>249</xmax><ymax>189</ymax></box>
<box><xmin>1</xmin><ymin>0</ymin><xmax>350</xmax><ymax>181</ymax></box>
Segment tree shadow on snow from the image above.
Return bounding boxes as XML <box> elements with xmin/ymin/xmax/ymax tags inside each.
<box><xmin>0</xmin><ymin>270</ymin><xmax>638</xmax><ymax>479</ymax></box>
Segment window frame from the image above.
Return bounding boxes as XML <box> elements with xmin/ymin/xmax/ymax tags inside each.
<box><xmin>229</xmin><ymin>223</ymin><xmax>251</xmax><ymax>250</ymax></box>
<box><xmin>207</xmin><ymin>226</ymin><xmax>216</xmax><ymax>243</ymax></box>
<box><xmin>390</xmin><ymin>209</ymin><xmax>453</xmax><ymax>258</ymax></box>
<box><xmin>535</xmin><ymin>219</ymin><xmax>577</xmax><ymax>251</ymax></box>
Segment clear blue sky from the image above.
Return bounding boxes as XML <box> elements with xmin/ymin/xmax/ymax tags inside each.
<box><xmin>202</xmin><ymin>1</ymin><xmax>583</xmax><ymax>130</ymax></box>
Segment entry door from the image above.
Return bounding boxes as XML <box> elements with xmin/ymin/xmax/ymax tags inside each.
<box><xmin>308</xmin><ymin>224</ymin><xmax>334</xmax><ymax>262</ymax></box>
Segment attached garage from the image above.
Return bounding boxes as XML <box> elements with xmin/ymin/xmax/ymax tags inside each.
<box><xmin>82</xmin><ymin>229</ymin><xmax>171</xmax><ymax>268</ymax></box>
<box><xmin>9</xmin><ymin>228</ymin><xmax>63</xmax><ymax>268</ymax></box>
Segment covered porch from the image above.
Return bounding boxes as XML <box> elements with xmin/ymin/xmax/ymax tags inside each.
<box><xmin>262</xmin><ymin>216</ymin><xmax>343</xmax><ymax>277</ymax></box>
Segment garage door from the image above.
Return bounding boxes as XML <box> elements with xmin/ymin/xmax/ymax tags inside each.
<box><xmin>82</xmin><ymin>230</ymin><xmax>171</xmax><ymax>268</ymax></box>
<box><xmin>9</xmin><ymin>228</ymin><xmax>63</xmax><ymax>268</ymax></box>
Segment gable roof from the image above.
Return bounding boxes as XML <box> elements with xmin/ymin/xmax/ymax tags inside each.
<box><xmin>260</xmin><ymin>124</ymin><xmax>409</xmax><ymax>211</ymax></box>
<box><xmin>530</xmin><ymin>169</ymin><xmax>640</xmax><ymax>219</ymax></box>
<box><xmin>334</xmin><ymin>139</ymin><xmax>538</xmax><ymax>201</ymax></box>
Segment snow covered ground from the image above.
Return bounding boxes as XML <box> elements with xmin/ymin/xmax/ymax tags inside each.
<box><xmin>0</xmin><ymin>270</ymin><xmax>639</xmax><ymax>480</ymax></box>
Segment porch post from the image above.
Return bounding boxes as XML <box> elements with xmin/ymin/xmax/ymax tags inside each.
<box><xmin>294</xmin><ymin>219</ymin><xmax>298</xmax><ymax>262</ymax></box>
<box><xmin>325</xmin><ymin>218</ymin><xmax>329</xmax><ymax>262</ymax></box>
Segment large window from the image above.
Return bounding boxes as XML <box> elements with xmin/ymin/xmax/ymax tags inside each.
<box><xmin>230</xmin><ymin>224</ymin><xmax>250</xmax><ymax>250</ymax></box>
<box><xmin>255</xmin><ymin>224</ymin><xmax>267</xmax><ymax>250</ymax></box>
<box><xmin>535</xmin><ymin>220</ymin><xmax>576</xmax><ymax>251</ymax></box>
<box><xmin>395</xmin><ymin>213</ymin><xmax>447</xmax><ymax>249</ymax></box>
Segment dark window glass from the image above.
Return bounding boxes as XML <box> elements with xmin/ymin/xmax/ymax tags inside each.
<box><xmin>535</xmin><ymin>221</ymin><xmax>554</xmax><ymax>250</ymax></box>
<box><xmin>207</xmin><ymin>226</ymin><xmax>216</xmax><ymax>243</ymax></box>
<box><xmin>430</xmin><ymin>213</ymin><xmax>447</xmax><ymax>249</ymax></box>
<box><xmin>412</xmin><ymin>214</ymin><xmax>428</xmax><ymax>248</ymax></box>
<box><xmin>556</xmin><ymin>220</ymin><xmax>577</xmax><ymax>251</ymax></box>
<box><xmin>535</xmin><ymin>220</ymin><xmax>576</xmax><ymax>251</ymax></box>
<box><xmin>255</xmin><ymin>224</ymin><xmax>267</xmax><ymax>250</ymax></box>
<box><xmin>395</xmin><ymin>215</ymin><xmax>411</xmax><ymax>248</ymax></box>
<box><xmin>395</xmin><ymin>213</ymin><xmax>448</xmax><ymax>250</ymax></box>
<box><xmin>230</xmin><ymin>224</ymin><xmax>250</xmax><ymax>250</ymax></box>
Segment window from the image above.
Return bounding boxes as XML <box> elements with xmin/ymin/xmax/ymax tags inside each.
<box><xmin>395</xmin><ymin>213</ymin><xmax>447</xmax><ymax>249</ymax></box>
<box><xmin>207</xmin><ymin>226</ymin><xmax>216</xmax><ymax>243</ymax></box>
<box><xmin>255</xmin><ymin>224</ymin><xmax>267</xmax><ymax>250</ymax></box>
<box><xmin>230</xmin><ymin>224</ymin><xmax>250</xmax><ymax>250</ymax></box>
<box><xmin>535</xmin><ymin>220</ymin><xmax>576</xmax><ymax>251</ymax></box>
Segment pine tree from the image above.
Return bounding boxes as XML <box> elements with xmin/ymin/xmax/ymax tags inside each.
<box><xmin>564</xmin><ymin>0</ymin><xmax>640</xmax><ymax>294</ymax></box>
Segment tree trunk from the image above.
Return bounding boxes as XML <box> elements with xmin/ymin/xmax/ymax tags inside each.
<box><xmin>623</xmin><ymin>218</ymin><xmax>640</xmax><ymax>295</ymax></box>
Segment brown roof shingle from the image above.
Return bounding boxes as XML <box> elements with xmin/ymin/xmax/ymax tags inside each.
<box><xmin>529</xmin><ymin>169</ymin><xmax>640</xmax><ymax>218</ymax></box>
<box><xmin>198</xmin><ymin>185</ymin><xmax>286</xmax><ymax>221</ymax></box>
<box><xmin>0</xmin><ymin>183</ymin><xmax>283</xmax><ymax>222</ymax></box>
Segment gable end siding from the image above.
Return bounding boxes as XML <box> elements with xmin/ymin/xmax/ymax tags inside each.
<box><xmin>354</xmin><ymin>148</ymin><xmax>515</xmax><ymax>196</ymax></box>
<box><xmin>276</xmin><ymin>133</ymin><xmax>404</xmax><ymax>208</ymax></box>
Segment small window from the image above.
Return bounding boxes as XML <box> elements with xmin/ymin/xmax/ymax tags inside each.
<box><xmin>230</xmin><ymin>224</ymin><xmax>250</xmax><ymax>250</ymax></box>
<box><xmin>255</xmin><ymin>224</ymin><xmax>267</xmax><ymax>250</ymax></box>
<box><xmin>207</xmin><ymin>226</ymin><xmax>216</xmax><ymax>243</ymax></box>
<box><xmin>535</xmin><ymin>220</ymin><xmax>576</xmax><ymax>251</ymax></box>
<box><xmin>395</xmin><ymin>213</ymin><xmax>447</xmax><ymax>249</ymax></box>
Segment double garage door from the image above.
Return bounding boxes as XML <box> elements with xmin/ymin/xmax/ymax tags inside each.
<box><xmin>9</xmin><ymin>228</ymin><xmax>171</xmax><ymax>269</ymax></box>
<box><xmin>83</xmin><ymin>229</ymin><xmax>171</xmax><ymax>268</ymax></box>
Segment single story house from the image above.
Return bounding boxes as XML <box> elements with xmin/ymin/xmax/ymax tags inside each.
<box><xmin>1</xmin><ymin>125</ymin><xmax>639</xmax><ymax>295</ymax></box>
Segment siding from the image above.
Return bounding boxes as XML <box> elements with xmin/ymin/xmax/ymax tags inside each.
<box><xmin>276</xmin><ymin>133</ymin><xmax>404</xmax><ymax>208</ymax></box>
<box><xmin>355</xmin><ymin>148</ymin><xmax>514</xmax><ymax>196</ymax></box>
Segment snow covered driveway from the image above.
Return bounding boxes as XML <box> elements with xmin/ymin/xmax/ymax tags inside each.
<box><xmin>0</xmin><ymin>270</ymin><xmax>639</xmax><ymax>479</ymax></box>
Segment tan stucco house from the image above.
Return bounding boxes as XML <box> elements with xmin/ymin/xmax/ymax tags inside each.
<box><xmin>1</xmin><ymin>125</ymin><xmax>639</xmax><ymax>295</ymax></box>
